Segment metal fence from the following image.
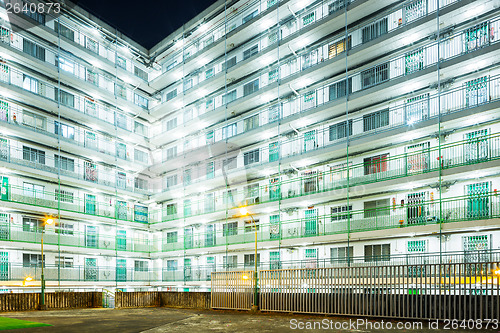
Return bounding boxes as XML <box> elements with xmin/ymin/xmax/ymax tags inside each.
<box><xmin>212</xmin><ymin>262</ymin><xmax>500</xmax><ymax>320</ymax></box>
<box><xmin>211</xmin><ymin>270</ymin><xmax>255</xmax><ymax>310</ymax></box>
<box><xmin>259</xmin><ymin>262</ymin><xmax>500</xmax><ymax>320</ymax></box>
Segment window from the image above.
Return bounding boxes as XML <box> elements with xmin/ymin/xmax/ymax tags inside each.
<box><xmin>361</xmin><ymin>63</ymin><xmax>389</xmax><ymax>89</ymax></box>
<box><xmin>465</xmin><ymin>76</ymin><xmax>488</xmax><ymax>107</ymax></box>
<box><xmin>244</xmin><ymin>254</ymin><xmax>260</xmax><ymax>268</ymax></box>
<box><xmin>23</xmin><ymin>253</ymin><xmax>44</xmax><ymax>267</ymax></box>
<box><xmin>404</xmin><ymin>0</ymin><xmax>426</xmax><ymax>23</ymax></box>
<box><xmin>269</xmin><ymin>142</ymin><xmax>280</xmax><ymax>162</ymax></box>
<box><xmin>244</xmin><ymin>114</ymin><xmax>259</xmax><ymax>131</ymax></box>
<box><xmin>304</xmin><ymin>130</ymin><xmax>316</xmax><ymax>152</ymax></box>
<box><xmin>166</xmin><ymin>175</ymin><xmax>178</xmax><ymax>189</ymax></box>
<box><xmin>134</xmin><ymin>205</ymin><xmax>148</xmax><ymax>223</ymax></box>
<box><xmin>166</xmin><ymin>89</ymin><xmax>177</xmax><ymax>101</ymax></box>
<box><xmin>329</xmin><ymin>120</ymin><xmax>352</xmax><ymax>141</ymax></box>
<box><xmin>166</xmin><ymin>203</ymin><xmax>177</xmax><ymax>217</ymax></box>
<box><xmin>116</xmin><ymin>142</ymin><xmax>127</xmax><ymax>160</ymax></box>
<box><xmin>23</xmin><ymin>75</ymin><xmax>39</xmax><ymax>94</ymax></box>
<box><xmin>363</xmin><ymin>109</ymin><xmax>389</xmax><ymax>132</ymax></box>
<box><xmin>405</xmin><ymin>94</ymin><xmax>429</xmax><ymax>124</ymax></box>
<box><xmin>115</xmin><ymin>84</ymin><xmax>127</xmax><ymax>99</ymax></box>
<box><xmin>330</xmin><ymin>246</ymin><xmax>353</xmax><ymax>264</ymax></box>
<box><xmin>243</xmin><ymin>45</ymin><xmax>259</xmax><ymax>60</ymax></box>
<box><xmin>304</xmin><ymin>91</ymin><xmax>315</xmax><ymax>103</ymax></box>
<box><xmin>116</xmin><ymin>172</ymin><xmax>127</xmax><ymax>189</ymax></box>
<box><xmin>362</xmin><ymin>18</ymin><xmax>388</xmax><ymax>44</ymax></box>
<box><xmin>223</xmin><ymin>57</ymin><xmax>237</xmax><ymax>70</ymax></box>
<box><xmin>364</xmin><ymin>154</ymin><xmax>388</xmax><ymax>175</ymax></box>
<box><xmin>55</xmin><ymin>189</ymin><xmax>74</xmax><ymax>203</ymax></box>
<box><xmin>267</xmin><ymin>0</ymin><xmax>277</xmax><ymax>8</ymax></box>
<box><xmin>407</xmin><ymin>142</ymin><xmax>430</xmax><ymax>173</ymax></box>
<box><xmin>243</xmin><ymin>79</ymin><xmax>259</xmax><ymax>96</ymax></box>
<box><xmin>22</xmin><ymin>39</ymin><xmax>45</xmax><ymax>61</ymax></box>
<box><xmin>329</xmin><ymin>78</ymin><xmax>352</xmax><ymax>101</ymax></box>
<box><xmin>268</xmin><ymin>69</ymin><xmax>279</xmax><ymax>83</ymax></box>
<box><xmin>364</xmin><ymin>244</ymin><xmax>390</xmax><ymax>262</ymax></box>
<box><xmin>224</xmin><ymin>189</ymin><xmax>235</xmax><ymax>206</ymax></box>
<box><xmin>303</xmin><ymin>12</ymin><xmax>315</xmax><ymax>26</ymax></box>
<box><xmin>465</xmin><ymin>129</ymin><xmax>489</xmax><ymax>162</ymax></box>
<box><xmin>134</xmin><ymin>66</ymin><xmax>148</xmax><ymax>80</ymax></box>
<box><xmin>206</xmin><ymin>161</ymin><xmax>215</xmax><ymax>179</ymax></box>
<box><xmin>330</xmin><ymin>205</ymin><xmax>352</xmax><ymax>221</ymax></box>
<box><xmin>464</xmin><ymin>22</ymin><xmax>489</xmax><ymax>52</ymax></box>
<box><xmin>184</xmin><ymin>78</ymin><xmax>193</xmax><ymax>91</ymax></box>
<box><xmin>134</xmin><ymin>149</ymin><xmax>148</xmax><ymax>163</ymax></box>
<box><xmin>24</xmin><ymin>7</ymin><xmax>45</xmax><ymax>24</ymax></box>
<box><xmin>463</xmin><ymin>235</ymin><xmax>489</xmax><ymax>263</ymax></box>
<box><xmin>134</xmin><ymin>260</ymin><xmax>148</xmax><ymax>272</ymax></box>
<box><xmin>134</xmin><ymin>177</ymin><xmax>148</xmax><ymax>190</ymax></box>
<box><xmin>56</xmin><ymin>223</ymin><xmax>74</xmax><ymax>235</ymax></box>
<box><xmin>205</xmin><ymin>68</ymin><xmax>214</xmax><ymax>79</ymax></box>
<box><xmin>223</xmin><ymin>222</ymin><xmax>238</xmax><ymax>236</ymax></box>
<box><xmin>22</xmin><ymin>216</ymin><xmax>42</xmax><ymax>232</ymax></box>
<box><xmin>205</xmin><ymin>193</ymin><xmax>215</xmax><ymax>213</ymax></box>
<box><xmin>222</xmin><ymin>123</ymin><xmax>237</xmax><ymax>139</ymax></box>
<box><xmin>268</xmin><ymin>31</ymin><xmax>278</xmax><ymax>45</ymax></box>
<box><xmin>328</xmin><ymin>36</ymin><xmax>351</xmax><ymax>59</ymax></box>
<box><xmin>244</xmin><ymin>218</ymin><xmax>260</xmax><ymax>233</ymax></box>
<box><xmin>134</xmin><ymin>94</ymin><xmax>148</xmax><ymax>109</ymax></box>
<box><xmin>23</xmin><ymin>146</ymin><xmax>45</xmax><ymax>164</ymax></box>
<box><xmin>167</xmin><ymin>260</ymin><xmax>178</xmax><ymax>271</ymax></box>
<box><xmin>84</xmin><ymin>160</ymin><xmax>97</xmax><ymax>182</ymax></box>
<box><xmin>85</xmin><ymin>69</ymin><xmax>98</xmax><ymax>86</ymax></box>
<box><xmin>364</xmin><ymin>199</ymin><xmax>390</xmax><ymax>218</ymax></box>
<box><xmin>54</xmin><ymin>22</ymin><xmax>74</xmax><ymax>40</ymax></box>
<box><xmin>57</xmin><ymin>57</ymin><xmax>74</xmax><ymax>73</ymax></box>
<box><xmin>223</xmin><ymin>90</ymin><xmax>237</xmax><ymax>104</ymax></box>
<box><xmin>167</xmin><ymin>231</ymin><xmax>178</xmax><ymax>244</ymax></box>
<box><xmin>204</xmin><ymin>36</ymin><xmax>214</xmax><ymax>47</ymax></box>
<box><xmin>56</xmin><ymin>256</ymin><xmax>74</xmax><ymax>268</ymax></box>
<box><xmin>405</xmin><ymin>49</ymin><xmax>424</xmax><ymax>74</ymax></box>
<box><xmin>84</xmin><ymin>98</ymin><xmax>97</xmax><ymax>116</ymax></box>
<box><xmin>54</xmin><ymin>121</ymin><xmax>74</xmax><ymax>140</ymax></box>
<box><xmin>165</xmin><ymin>147</ymin><xmax>177</xmax><ymax>160</ymax></box>
<box><xmin>165</xmin><ymin>61</ymin><xmax>177</xmax><ymax>71</ymax></box>
<box><xmin>245</xmin><ymin>183</ymin><xmax>259</xmax><ymax>199</ymax></box>
<box><xmin>55</xmin><ymin>88</ymin><xmax>75</xmax><ymax>108</ymax></box>
<box><xmin>85</xmin><ymin>37</ymin><xmax>99</xmax><ymax>53</ymax></box>
<box><xmin>205</xmin><ymin>99</ymin><xmax>214</xmax><ymax>111</ymax></box>
<box><xmin>242</xmin><ymin>10</ymin><xmax>258</xmax><ymax>24</ymax></box>
<box><xmin>269</xmin><ymin>215</ymin><xmax>280</xmax><ymax>239</ymax></box>
<box><xmin>166</xmin><ymin>118</ymin><xmax>177</xmax><ymax>131</ymax></box>
<box><xmin>244</xmin><ymin>149</ymin><xmax>259</xmax><ymax>165</ymax></box>
<box><xmin>223</xmin><ymin>255</ymin><xmax>238</xmax><ymax>269</ymax></box>
<box><xmin>135</xmin><ymin>121</ymin><xmax>146</xmax><ymax>135</ymax></box>
<box><xmin>183</xmin><ymin>199</ymin><xmax>191</xmax><ymax>216</ymax></box>
<box><xmin>115</xmin><ymin>113</ymin><xmax>128</xmax><ymax>129</ymax></box>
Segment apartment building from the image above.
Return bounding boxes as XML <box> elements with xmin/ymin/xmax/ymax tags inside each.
<box><xmin>0</xmin><ymin>0</ymin><xmax>499</xmax><ymax>292</ymax></box>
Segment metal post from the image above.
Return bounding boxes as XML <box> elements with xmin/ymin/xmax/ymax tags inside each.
<box><xmin>250</xmin><ymin>213</ymin><xmax>258</xmax><ymax>311</ymax></box>
<box><xmin>40</xmin><ymin>226</ymin><xmax>45</xmax><ymax>310</ymax></box>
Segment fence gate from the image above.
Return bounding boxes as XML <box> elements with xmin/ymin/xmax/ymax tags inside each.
<box><xmin>259</xmin><ymin>262</ymin><xmax>500</xmax><ymax>320</ymax></box>
<box><xmin>211</xmin><ymin>271</ymin><xmax>254</xmax><ymax>310</ymax></box>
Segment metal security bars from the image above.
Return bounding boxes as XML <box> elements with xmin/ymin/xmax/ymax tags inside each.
<box><xmin>259</xmin><ymin>262</ymin><xmax>500</xmax><ymax>320</ymax></box>
<box><xmin>211</xmin><ymin>271</ymin><xmax>255</xmax><ymax>310</ymax></box>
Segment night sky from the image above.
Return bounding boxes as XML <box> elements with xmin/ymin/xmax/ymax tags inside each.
<box><xmin>76</xmin><ymin>0</ymin><xmax>218</xmax><ymax>49</ymax></box>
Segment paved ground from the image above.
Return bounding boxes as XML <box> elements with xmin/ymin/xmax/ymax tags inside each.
<box><xmin>0</xmin><ymin>308</ymin><xmax>495</xmax><ymax>332</ymax></box>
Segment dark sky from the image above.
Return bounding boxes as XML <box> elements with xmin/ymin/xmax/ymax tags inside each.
<box><xmin>76</xmin><ymin>0</ymin><xmax>218</xmax><ymax>49</ymax></box>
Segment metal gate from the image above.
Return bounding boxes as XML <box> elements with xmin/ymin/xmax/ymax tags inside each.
<box><xmin>259</xmin><ymin>262</ymin><xmax>500</xmax><ymax>320</ymax></box>
<box><xmin>211</xmin><ymin>270</ymin><xmax>254</xmax><ymax>310</ymax></box>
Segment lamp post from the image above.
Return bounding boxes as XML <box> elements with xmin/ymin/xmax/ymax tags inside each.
<box><xmin>40</xmin><ymin>217</ymin><xmax>54</xmax><ymax>310</ymax></box>
<box><xmin>239</xmin><ymin>207</ymin><xmax>258</xmax><ymax>311</ymax></box>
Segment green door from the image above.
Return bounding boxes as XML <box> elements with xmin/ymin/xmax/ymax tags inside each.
<box><xmin>304</xmin><ymin>209</ymin><xmax>317</xmax><ymax>235</ymax></box>
<box><xmin>304</xmin><ymin>130</ymin><xmax>316</xmax><ymax>152</ymax></box>
<box><xmin>465</xmin><ymin>129</ymin><xmax>488</xmax><ymax>162</ymax></box>
<box><xmin>116</xmin><ymin>230</ymin><xmax>126</xmax><ymax>250</ymax></box>
<box><xmin>184</xmin><ymin>258</ymin><xmax>192</xmax><ymax>281</ymax></box>
<box><xmin>0</xmin><ymin>213</ymin><xmax>9</xmax><ymax>240</ymax></box>
<box><xmin>184</xmin><ymin>228</ymin><xmax>193</xmax><ymax>249</ymax></box>
<box><xmin>205</xmin><ymin>224</ymin><xmax>215</xmax><ymax>247</ymax></box>
<box><xmin>0</xmin><ymin>176</ymin><xmax>8</xmax><ymax>201</ymax></box>
<box><xmin>85</xmin><ymin>258</ymin><xmax>97</xmax><ymax>281</ymax></box>
<box><xmin>0</xmin><ymin>100</ymin><xmax>8</xmax><ymax>122</ymax></box>
<box><xmin>116</xmin><ymin>259</ymin><xmax>126</xmax><ymax>282</ymax></box>
<box><xmin>467</xmin><ymin>182</ymin><xmax>490</xmax><ymax>218</ymax></box>
<box><xmin>0</xmin><ymin>251</ymin><xmax>7</xmax><ymax>281</ymax></box>
<box><xmin>85</xmin><ymin>194</ymin><xmax>96</xmax><ymax>215</ymax></box>
<box><xmin>206</xmin><ymin>257</ymin><xmax>215</xmax><ymax>280</ymax></box>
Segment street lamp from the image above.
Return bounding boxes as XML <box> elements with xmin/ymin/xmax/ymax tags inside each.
<box><xmin>239</xmin><ymin>207</ymin><xmax>259</xmax><ymax>311</ymax></box>
<box><xmin>40</xmin><ymin>217</ymin><xmax>54</xmax><ymax>310</ymax></box>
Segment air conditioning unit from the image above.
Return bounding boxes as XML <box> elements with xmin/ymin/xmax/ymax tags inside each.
<box><xmin>288</xmin><ymin>227</ymin><xmax>298</xmax><ymax>236</ymax></box>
